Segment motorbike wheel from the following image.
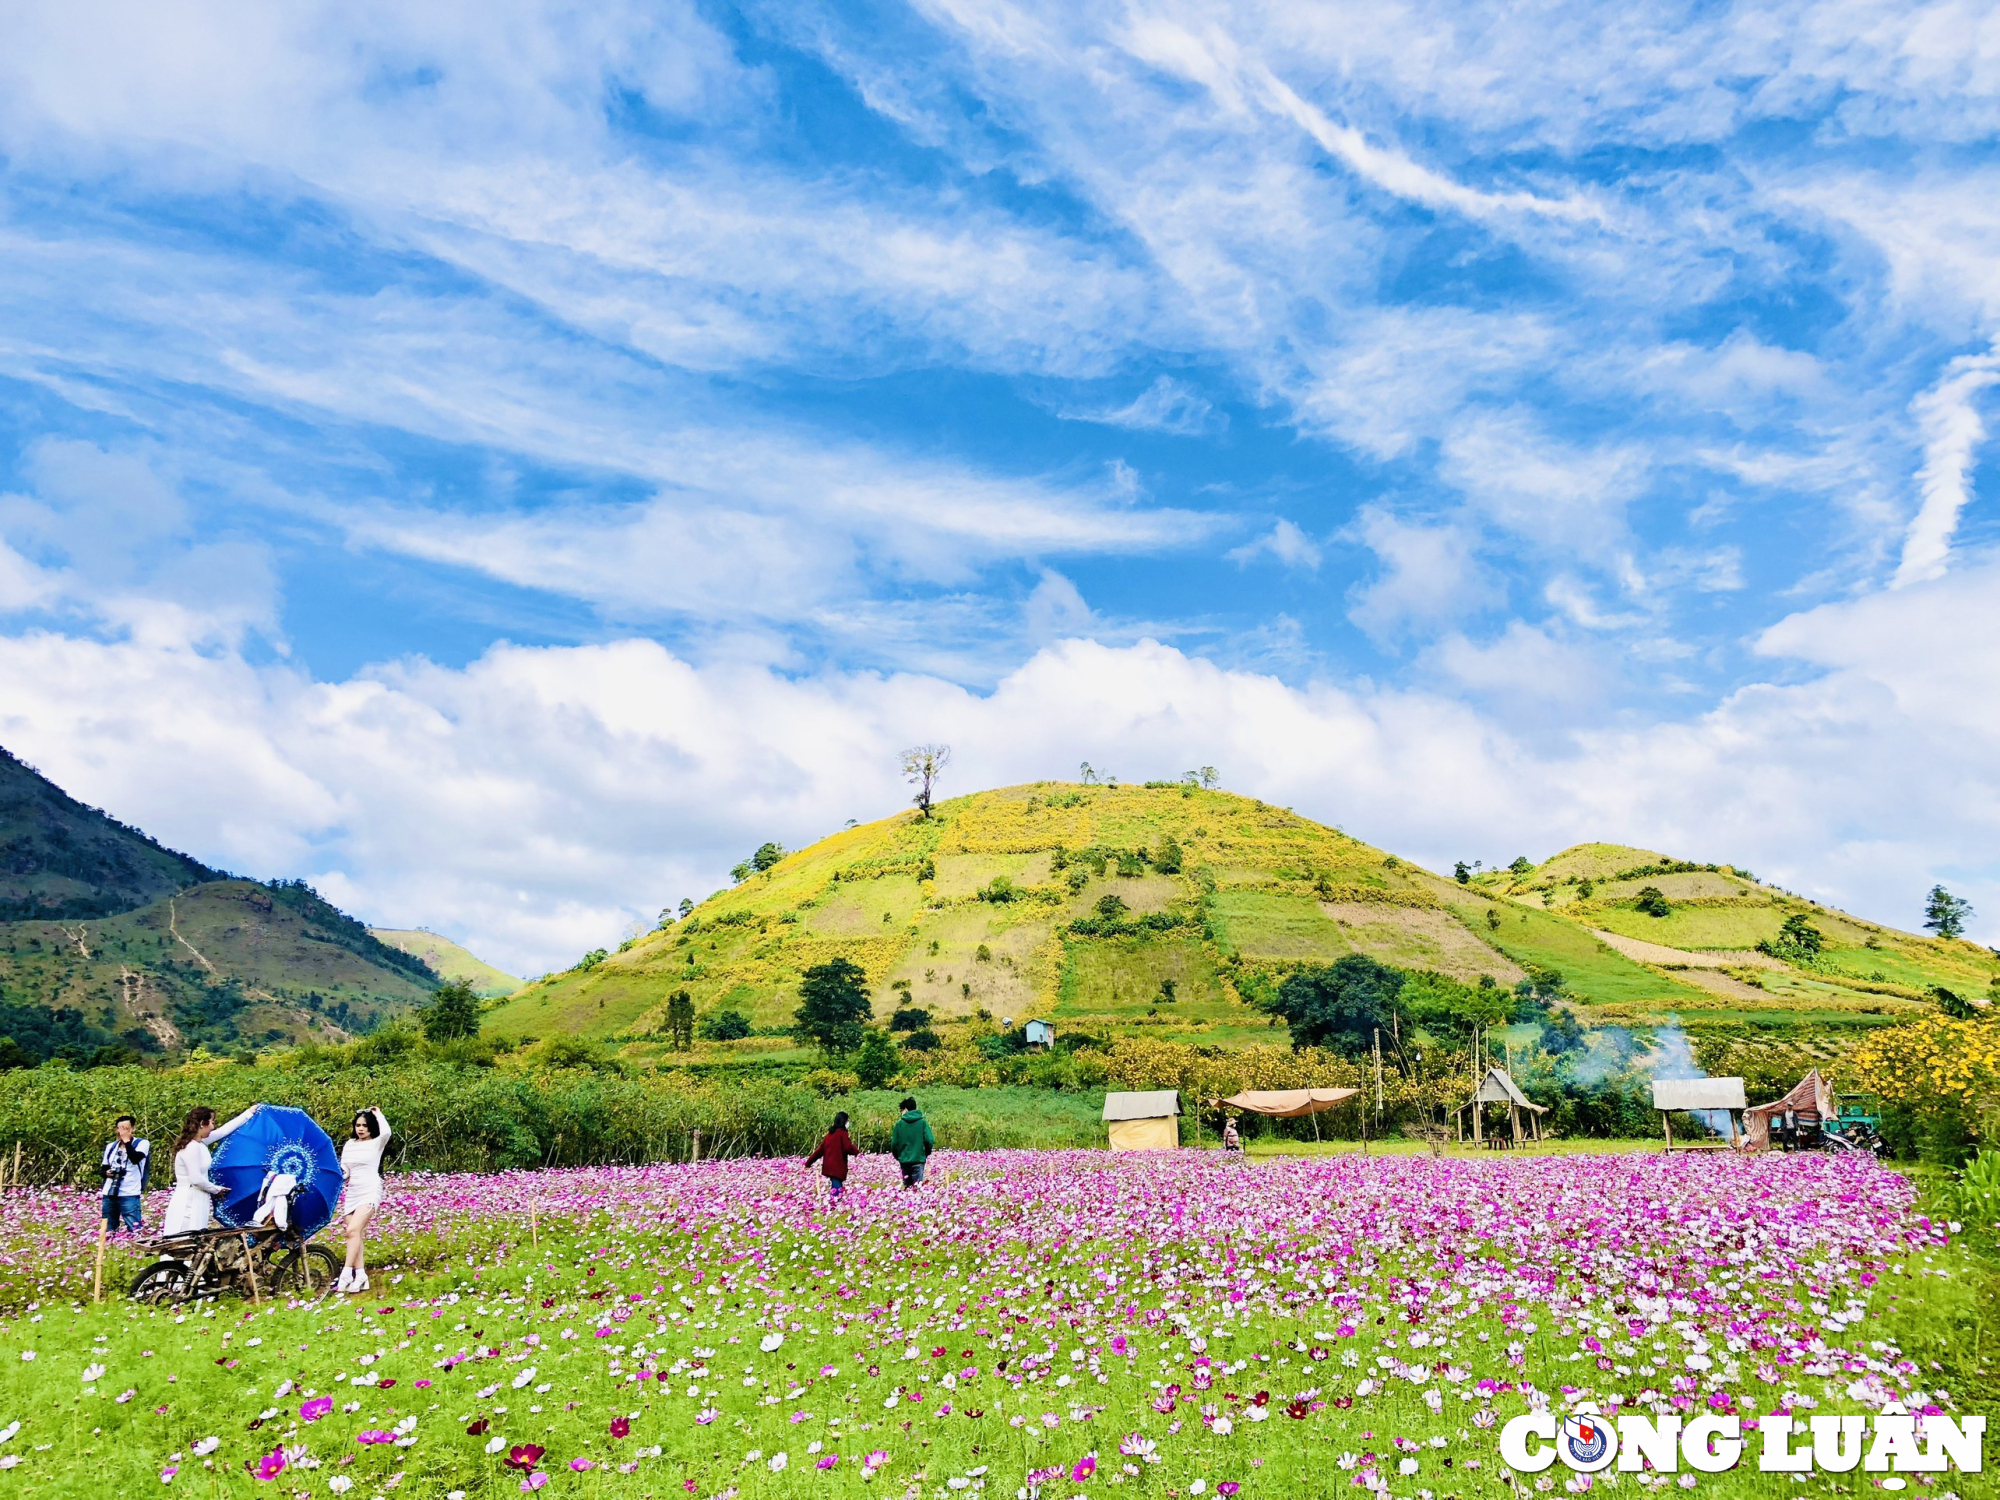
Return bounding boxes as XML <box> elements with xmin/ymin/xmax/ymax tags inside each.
<box><xmin>281</xmin><ymin>1245</ymin><xmax>340</xmax><ymax>1297</ymax></box>
<box><xmin>128</xmin><ymin>1260</ymin><xmax>192</xmax><ymax>1306</ymax></box>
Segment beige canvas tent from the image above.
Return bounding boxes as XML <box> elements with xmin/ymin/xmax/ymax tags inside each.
<box><xmin>1743</xmin><ymin>1069</ymin><xmax>1835</xmax><ymax>1150</ymax></box>
<box><xmin>1452</xmin><ymin>1068</ymin><xmax>1548</xmax><ymax>1145</ymax></box>
<box><xmin>1650</xmin><ymin>1076</ymin><xmax>1747</xmax><ymax>1149</ymax></box>
<box><xmin>1218</xmin><ymin>1088</ymin><xmax>1360</xmax><ymax>1117</ymax></box>
<box><xmin>1103</xmin><ymin>1090</ymin><xmax>1181</xmax><ymax>1150</ymax></box>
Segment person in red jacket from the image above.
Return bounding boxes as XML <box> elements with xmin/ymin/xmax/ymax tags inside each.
<box><xmin>805</xmin><ymin>1111</ymin><xmax>858</xmax><ymax>1204</ymax></box>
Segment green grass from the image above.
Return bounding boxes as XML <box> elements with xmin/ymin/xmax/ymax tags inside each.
<box><xmin>1205</xmin><ymin>891</ymin><xmax>1348</xmax><ymax>961</ymax></box>
<box><xmin>1054</xmin><ymin>936</ymin><xmax>1230</xmax><ymax>1022</ymax></box>
<box><xmin>1437</xmin><ymin>892</ymin><xmax>1710</xmax><ymax>1008</ymax></box>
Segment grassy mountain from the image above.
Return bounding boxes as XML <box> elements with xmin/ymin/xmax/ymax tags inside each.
<box><xmin>0</xmin><ymin>745</ymin><xmax>439</xmax><ymax>1063</ymax></box>
<box><xmin>487</xmin><ymin>782</ymin><xmax>1998</xmax><ymax>1059</ymax></box>
<box><xmin>370</xmin><ymin>929</ymin><xmax>521</xmax><ymax>996</ymax></box>
<box><xmin>0</xmin><ymin>746</ymin><xmax>221</xmax><ymax>920</ymax></box>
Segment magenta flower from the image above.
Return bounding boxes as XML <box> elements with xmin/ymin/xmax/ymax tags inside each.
<box><xmin>569</xmin><ymin>1458</ymin><xmax>595</xmax><ymax>1471</ymax></box>
<box><xmin>252</xmin><ymin>1447</ymin><xmax>286</xmax><ymax>1482</ymax></box>
<box><xmin>1071</xmin><ymin>1454</ymin><xmax>1097</xmax><ymax>1482</ymax></box>
<box><xmin>816</xmin><ymin>1454</ymin><xmax>839</xmax><ymax>1470</ymax></box>
<box><xmin>519</xmin><ymin>1476</ymin><xmax>548</xmax><ymax>1494</ymax></box>
<box><xmin>300</xmin><ymin>1398</ymin><xmax>334</xmax><ymax>1423</ymax></box>
<box><xmin>1218</xmin><ymin>1485</ymin><xmax>1240</xmax><ymax>1496</ymax></box>
<box><xmin>609</xmin><ymin>1417</ymin><xmax>630</xmax><ymax>1439</ymax></box>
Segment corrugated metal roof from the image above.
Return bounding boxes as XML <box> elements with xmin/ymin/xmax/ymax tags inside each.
<box><xmin>1102</xmin><ymin>1089</ymin><xmax>1180</xmax><ymax>1121</ymax></box>
<box><xmin>1650</xmin><ymin>1077</ymin><xmax>1746</xmax><ymax>1111</ymax></box>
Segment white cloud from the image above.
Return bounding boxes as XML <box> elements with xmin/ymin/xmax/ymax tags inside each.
<box><xmin>1065</xmin><ymin>376</ymin><xmax>1220</xmax><ymax>435</ymax></box>
<box><xmin>1894</xmin><ymin>350</ymin><xmax>2000</xmax><ymax>586</ymax></box>
<box><xmin>1226</xmin><ymin>518</ymin><xmax>1321</xmax><ymax>570</ymax></box>
<box><xmin>1345</xmin><ymin>507</ymin><xmax>1493</xmax><ymax>641</ymax></box>
<box><xmin>7</xmin><ymin>552</ymin><xmax>1993</xmax><ymax>974</ymax></box>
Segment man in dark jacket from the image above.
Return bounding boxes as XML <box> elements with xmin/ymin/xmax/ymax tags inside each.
<box><xmin>888</xmin><ymin>1097</ymin><xmax>934</xmax><ymax>1189</ymax></box>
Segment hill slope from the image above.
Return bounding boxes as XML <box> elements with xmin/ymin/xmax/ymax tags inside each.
<box><xmin>0</xmin><ymin>744</ymin><xmax>440</xmax><ymax>1062</ymax></box>
<box><xmin>0</xmin><ymin>747</ymin><xmax>221</xmax><ymax>920</ymax></box>
<box><xmin>493</xmin><ymin>782</ymin><xmax>1883</xmax><ymax>1052</ymax></box>
<box><xmin>370</xmin><ymin>929</ymin><xmax>521</xmax><ymax>996</ymax></box>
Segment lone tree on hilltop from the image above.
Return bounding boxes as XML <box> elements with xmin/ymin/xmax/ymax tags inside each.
<box><xmin>664</xmin><ymin>988</ymin><xmax>696</xmax><ymax>1051</ymax></box>
<box><xmin>1454</xmin><ymin>861</ymin><xmax>1471</xmax><ymax>885</ymax></box>
<box><xmin>1924</xmin><ymin>885</ymin><xmax>1973</xmax><ymax>940</ymax></box>
<box><xmin>422</xmin><ymin>979</ymin><xmax>481</xmax><ymax>1043</ymax></box>
<box><xmin>901</xmin><ymin>744</ymin><xmax>951</xmax><ymax>818</ymax></box>
<box><xmin>794</xmin><ymin>958</ymin><xmax>874</xmax><ymax>1056</ymax></box>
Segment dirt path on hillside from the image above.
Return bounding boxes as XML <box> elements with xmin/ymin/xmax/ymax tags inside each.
<box><xmin>1589</xmin><ymin>929</ymin><xmax>1784</xmax><ymax>970</ymax></box>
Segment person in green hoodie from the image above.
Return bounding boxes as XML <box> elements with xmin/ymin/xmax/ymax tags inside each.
<box><xmin>889</xmin><ymin>1096</ymin><xmax>935</xmax><ymax>1190</ymax></box>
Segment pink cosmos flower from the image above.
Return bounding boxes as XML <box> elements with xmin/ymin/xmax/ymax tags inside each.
<box><xmin>252</xmin><ymin>1447</ymin><xmax>286</xmax><ymax>1481</ymax></box>
<box><xmin>160</xmin><ymin>1467</ymin><xmax>178</xmax><ymax>1484</ymax></box>
<box><xmin>300</xmin><ymin>1399</ymin><xmax>334</xmax><ymax>1422</ymax></box>
<box><xmin>1218</xmin><ymin>1485</ymin><xmax>1240</xmax><ymax>1496</ymax></box>
<box><xmin>609</xmin><ymin>1417</ymin><xmax>631</xmax><ymax>1439</ymax></box>
<box><xmin>816</xmin><ymin>1455</ymin><xmax>839</xmax><ymax>1470</ymax></box>
<box><xmin>569</xmin><ymin>1458</ymin><xmax>596</xmax><ymax>1471</ymax></box>
<box><xmin>1071</xmin><ymin>1455</ymin><xmax>1097</xmax><ymax>1482</ymax></box>
<box><xmin>519</xmin><ymin>1475</ymin><xmax>549</xmax><ymax>1493</ymax></box>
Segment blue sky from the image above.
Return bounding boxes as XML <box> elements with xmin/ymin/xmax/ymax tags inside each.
<box><xmin>1</xmin><ymin>0</ymin><xmax>1997</xmax><ymax>971</ymax></box>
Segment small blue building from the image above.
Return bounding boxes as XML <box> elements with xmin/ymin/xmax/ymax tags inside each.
<box><xmin>1023</xmin><ymin>1019</ymin><xmax>1055</xmax><ymax>1050</ymax></box>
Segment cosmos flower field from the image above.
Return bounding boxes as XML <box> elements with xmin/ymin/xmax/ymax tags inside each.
<box><xmin>0</xmin><ymin>1150</ymin><xmax>1971</xmax><ymax>1498</ymax></box>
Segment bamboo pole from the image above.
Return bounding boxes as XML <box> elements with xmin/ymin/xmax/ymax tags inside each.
<box><xmin>93</xmin><ymin>1224</ymin><xmax>106</xmax><ymax>1303</ymax></box>
<box><xmin>530</xmin><ymin>1201</ymin><xmax>539</xmax><ymax>1249</ymax></box>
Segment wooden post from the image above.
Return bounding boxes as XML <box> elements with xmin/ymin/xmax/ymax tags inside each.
<box><xmin>1372</xmin><ymin>1030</ymin><xmax>1383</xmax><ymax>1122</ymax></box>
<box><xmin>93</xmin><ymin>1224</ymin><xmax>106</xmax><ymax>1304</ymax></box>
<box><xmin>691</xmin><ymin>1129</ymin><xmax>702</xmax><ymax>1163</ymax></box>
<box><xmin>1661</xmin><ymin>1112</ymin><xmax>1673</xmax><ymax>1152</ymax></box>
<box><xmin>1472</xmin><ymin>1091</ymin><xmax>1483</xmax><ymax>1145</ymax></box>
<box><xmin>246</xmin><ymin>1247</ymin><xmax>261</xmax><ymax>1305</ymax></box>
<box><xmin>530</xmin><ymin>1201</ymin><xmax>538</xmax><ymax>1250</ymax></box>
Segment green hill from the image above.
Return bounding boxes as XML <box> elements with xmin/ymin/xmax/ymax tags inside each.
<box><xmin>0</xmin><ymin>745</ymin><xmax>221</xmax><ymax>920</ymax></box>
<box><xmin>370</xmin><ymin>929</ymin><xmax>521</xmax><ymax>996</ymax></box>
<box><xmin>0</xmin><ymin>743</ymin><xmax>439</xmax><ymax>1064</ymax></box>
<box><xmin>488</xmin><ymin>782</ymin><xmax>1993</xmax><ymax>1059</ymax></box>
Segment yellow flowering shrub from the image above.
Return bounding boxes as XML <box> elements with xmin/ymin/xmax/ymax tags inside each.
<box><xmin>1847</xmin><ymin>1012</ymin><xmax>2000</xmax><ymax>1128</ymax></box>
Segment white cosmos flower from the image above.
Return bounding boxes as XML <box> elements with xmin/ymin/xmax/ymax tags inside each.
<box><xmin>768</xmin><ymin>1453</ymin><xmax>789</xmax><ymax>1472</ymax></box>
<box><xmin>81</xmin><ymin>1364</ymin><xmax>105</xmax><ymax>1384</ymax></box>
<box><xmin>485</xmin><ymin>1437</ymin><xmax>505</xmax><ymax>1455</ymax></box>
<box><xmin>192</xmin><ymin>1439</ymin><xmax>219</xmax><ymax>1456</ymax></box>
<box><xmin>760</xmin><ymin>1333</ymin><xmax>785</xmax><ymax>1353</ymax></box>
<box><xmin>511</xmin><ymin>1367</ymin><xmax>537</xmax><ymax>1389</ymax></box>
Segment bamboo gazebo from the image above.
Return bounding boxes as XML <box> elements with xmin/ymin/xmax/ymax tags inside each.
<box><xmin>1452</xmin><ymin>1067</ymin><xmax>1547</xmax><ymax>1147</ymax></box>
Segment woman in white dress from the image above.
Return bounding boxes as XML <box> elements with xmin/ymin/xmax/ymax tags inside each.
<box><xmin>336</xmin><ymin>1106</ymin><xmax>391</xmax><ymax>1293</ymax></box>
<box><xmin>161</xmin><ymin>1104</ymin><xmax>260</xmax><ymax>1237</ymax></box>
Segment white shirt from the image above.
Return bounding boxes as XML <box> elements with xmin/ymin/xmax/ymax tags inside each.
<box><xmin>161</xmin><ymin>1107</ymin><xmax>257</xmax><ymax>1237</ymax></box>
<box><xmin>100</xmin><ymin>1137</ymin><xmax>151</xmax><ymax>1198</ymax></box>
<box><xmin>340</xmin><ymin>1110</ymin><xmax>393</xmax><ymax>1210</ymax></box>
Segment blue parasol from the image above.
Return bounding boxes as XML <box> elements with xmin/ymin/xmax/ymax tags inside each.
<box><xmin>209</xmin><ymin>1106</ymin><xmax>345</xmax><ymax>1238</ymax></box>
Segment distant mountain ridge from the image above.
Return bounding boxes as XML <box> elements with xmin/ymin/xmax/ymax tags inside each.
<box><xmin>370</xmin><ymin>929</ymin><xmax>521</xmax><ymax>996</ymax></box>
<box><xmin>0</xmin><ymin>746</ymin><xmax>223</xmax><ymax>920</ymax></box>
<box><xmin>0</xmin><ymin>745</ymin><xmax>442</xmax><ymax>1063</ymax></box>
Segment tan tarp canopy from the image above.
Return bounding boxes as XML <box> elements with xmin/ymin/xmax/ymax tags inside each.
<box><xmin>1743</xmin><ymin>1069</ymin><xmax>1836</xmax><ymax>1150</ymax></box>
<box><xmin>1218</xmin><ymin>1087</ymin><xmax>1360</xmax><ymax>1118</ymax></box>
<box><xmin>1103</xmin><ymin>1090</ymin><xmax>1181</xmax><ymax>1152</ymax></box>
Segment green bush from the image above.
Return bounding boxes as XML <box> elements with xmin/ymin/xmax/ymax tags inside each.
<box><xmin>0</xmin><ymin>1060</ymin><xmax>842</xmax><ymax>1183</ymax></box>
